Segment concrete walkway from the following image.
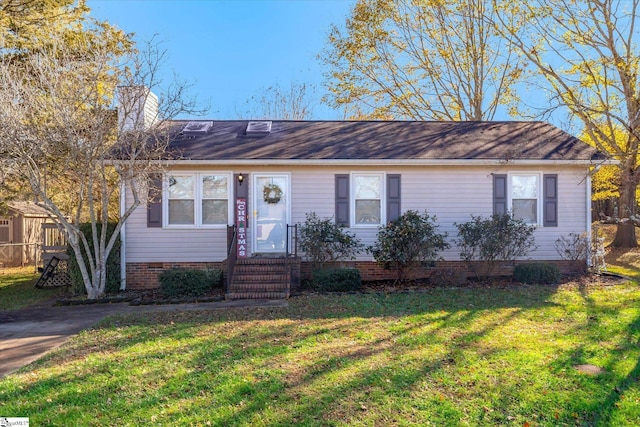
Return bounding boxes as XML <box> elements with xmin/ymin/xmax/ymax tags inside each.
<box><xmin>0</xmin><ymin>298</ymin><xmax>287</xmax><ymax>378</ymax></box>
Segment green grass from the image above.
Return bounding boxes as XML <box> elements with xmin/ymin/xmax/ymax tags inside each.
<box><xmin>0</xmin><ymin>266</ymin><xmax>66</xmax><ymax>310</ymax></box>
<box><xmin>1</xmin><ymin>282</ymin><xmax>639</xmax><ymax>426</ymax></box>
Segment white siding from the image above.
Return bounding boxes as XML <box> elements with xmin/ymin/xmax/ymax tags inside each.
<box><xmin>125</xmin><ymin>164</ymin><xmax>590</xmax><ymax>263</ymax></box>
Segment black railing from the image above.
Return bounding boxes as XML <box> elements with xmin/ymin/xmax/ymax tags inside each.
<box><xmin>286</xmin><ymin>224</ymin><xmax>298</xmax><ymax>257</ymax></box>
<box><xmin>226</xmin><ymin>225</ymin><xmax>238</xmax><ymax>295</ymax></box>
<box><xmin>284</xmin><ymin>224</ymin><xmax>298</xmax><ymax>296</ymax></box>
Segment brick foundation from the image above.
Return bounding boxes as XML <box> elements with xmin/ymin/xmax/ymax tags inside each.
<box><xmin>126</xmin><ymin>262</ymin><xmax>226</xmax><ymax>290</ymax></box>
<box><xmin>126</xmin><ymin>259</ymin><xmax>586</xmax><ymax>290</ymax></box>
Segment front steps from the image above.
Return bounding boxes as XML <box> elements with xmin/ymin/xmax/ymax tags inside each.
<box><xmin>226</xmin><ymin>257</ymin><xmax>300</xmax><ymax>299</ymax></box>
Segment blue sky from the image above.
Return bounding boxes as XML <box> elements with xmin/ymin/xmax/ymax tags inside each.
<box><xmin>89</xmin><ymin>0</ymin><xmax>355</xmax><ymax>119</ymax></box>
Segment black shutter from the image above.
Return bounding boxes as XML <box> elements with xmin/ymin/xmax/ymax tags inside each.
<box><xmin>543</xmin><ymin>174</ymin><xmax>558</xmax><ymax>227</ymax></box>
<box><xmin>147</xmin><ymin>174</ymin><xmax>163</xmax><ymax>228</ymax></box>
<box><xmin>493</xmin><ymin>174</ymin><xmax>507</xmax><ymax>215</ymax></box>
<box><xmin>386</xmin><ymin>174</ymin><xmax>401</xmax><ymax>222</ymax></box>
<box><xmin>335</xmin><ymin>174</ymin><xmax>350</xmax><ymax>226</ymax></box>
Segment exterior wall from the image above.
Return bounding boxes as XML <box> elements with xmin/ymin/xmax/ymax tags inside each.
<box><xmin>124</xmin><ymin>164</ymin><xmax>589</xmax><ymax>288</ymax></box>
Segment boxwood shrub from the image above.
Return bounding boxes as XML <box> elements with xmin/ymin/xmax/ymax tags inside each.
<box><xmin>159</xmin><ymin>268</ymin><xmax>213</xmax><ymax>298</ymax></box>
<box><xmin>205</xmin><ymin>268</ymin><xmax>224</xmax><ymax>289</ymax></box>
<box><xmin>514</xmin><ymin>263</ymin><xmax>561</xmax><ymax>285</ymax></box>
<box><xmin>310</xmin><ymin>268</ymin><xmax>361</xmax><ymax>292</ymax></box>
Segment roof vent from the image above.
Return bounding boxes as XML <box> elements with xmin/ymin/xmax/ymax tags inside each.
<box><xmin>246</xmin><ymin>121</ymin><xmax>272</xmax><ymax>135</ymax></box>
<box><xmin>182</xmin><ymin>121</ymin><xmax>213</xmax><ymax>134</ymax></box>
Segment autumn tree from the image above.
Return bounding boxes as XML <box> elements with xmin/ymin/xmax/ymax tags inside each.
<box><xmin>321</xmin><ymin>0</ymin><xmax>525</xmax><ymax>120</ymax></box>
<box><xmin>493</xmin><ymin>0</ymin><xmax>640</xmax><ymax>247</ymax></box>
<box><xmin>237</xmin><ymin>81</ymin><xmax>316</xmax><ymax>120</ymax></box>
<box><xmin>0</xmin><ymin>0</ymin><xmax>132</xmax><ymax>214</ymax></box>
<box><xmin>0</xmin><ymin>33</ymin><xmax>199</xmax><ymax>298</ymax></box>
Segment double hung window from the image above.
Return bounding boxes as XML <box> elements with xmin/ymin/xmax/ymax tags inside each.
<box><xmin>166</xmin><ymin>173</ymin><xmax>230</xmax><ymax>226</ymax></box>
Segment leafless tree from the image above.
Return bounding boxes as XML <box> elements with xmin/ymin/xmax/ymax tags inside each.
<box><xmin>0</xmin><ymin>38</ymin><xmax>200</xmax><ymax>298</ymax></box>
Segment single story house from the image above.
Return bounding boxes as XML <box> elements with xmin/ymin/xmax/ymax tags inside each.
<box><xmin>120</xmin><ymin>118</ymin><xmax>607</xmax><ymax>298</ymax></box>
<box><xmin>0</xmin><ymin>201</ymin><xmax>53</xmax><ymax>267</ymax></box>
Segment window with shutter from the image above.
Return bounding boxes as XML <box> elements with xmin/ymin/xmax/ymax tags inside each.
<box><xmin>147</xmin><ymin>174</ymin><xmax>163</xmax><ymax>228</ymax></box>
<box><xmin>335</xmin><ymin>174</ymin><xmax>349</xmax><ymax>226</ymax></box>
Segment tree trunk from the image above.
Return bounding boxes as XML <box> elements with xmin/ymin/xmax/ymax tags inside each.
<box><xmin>611</xmin><ymin>175</ymin><xmax>638</xmax><ymax>248</ymax></box>
<box><xmin>612</xmin><ymin>222</ymin><xmax>637</xmax><ymax>248</ymax></box>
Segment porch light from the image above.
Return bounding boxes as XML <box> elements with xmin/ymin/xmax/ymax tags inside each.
<box><xmin>238</xmin><ymin>173</ymin><xmax>244</xmax><ymax>185</ymax></box>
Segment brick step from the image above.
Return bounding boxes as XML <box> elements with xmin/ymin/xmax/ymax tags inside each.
<box><xmin>229</xmin><ymin>282</ymin><xmax>289</xmax><ymax>292</ymax></box>
<box><xmin>232</xmin><ymin>274</ymin><xmax>288</xmax><ymax>282</ymax></box>
<box><xmin>226</xmin><ymin>291</ymin><xmax>289</xmax><ymax>300</ymax></box>
<box><xmin>235</xmin><ymin>258</ymin><xmax>289</xmax><ymax>265</ymax></box>
<box><xmin>233</xmin><ymin>267</ymin><xmax>287</xmax><ymax>276</ymax></box>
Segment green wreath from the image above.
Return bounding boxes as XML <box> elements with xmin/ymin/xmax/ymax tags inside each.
<box><xmin>263</xmin><ymin>183</ymin><xmax>283</xmax><ymax>204</ymax></box>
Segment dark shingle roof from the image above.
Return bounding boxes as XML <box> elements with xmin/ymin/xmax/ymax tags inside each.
<box><xmin>162</xmin><ymin>120</ymin><xmax>604</xmax><ymax>162</ymax></box>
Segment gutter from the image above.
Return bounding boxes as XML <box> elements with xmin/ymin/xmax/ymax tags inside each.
<box><xmin>119</xmin><ymin>181</ymin><xmax>126</xmax><ymax>291</ymax></box>
<box><xmin>141</xmin><ymin>158</ymin><xmax>618</xmax><ymax>167</ymax></box>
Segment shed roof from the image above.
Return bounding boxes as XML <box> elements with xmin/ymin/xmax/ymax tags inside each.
<box><xmin>7</xmin><ymin>201</ymin><xmax>51</xmax><ymax>218</ymax></box>
<box><xmin>161</xmin><ymin>120</ymin><xmax>605</xmax><ymax>164</ymax></box>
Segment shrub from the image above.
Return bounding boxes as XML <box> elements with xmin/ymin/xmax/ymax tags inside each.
<box><xmin>310</xmin><ymin>268</ymin><xmax>361</xmax><ymax>292</ymax></box>
<box><xmin>429</xmin><ymin>268</ymin><xmax>467</xmax><ymax>287</ymax></box>
<box><xmin>455</xmin><ymin>213</ymin><xmax>536</xmax><ymax>278</ymax></box>
<box><xmin>67</xmin><ymin>222</ymin><xmax>120</xmax><ymax>295</ymax></box>
<box><xmin>555</xmin><ymin>232</ymin><xmax>590</xmax><ymax>273</ymax></box>
<box><xmin>514</xmin><ymin>263</ymin><xmax>561</xmax><ymax>284</ymax></box>
<box><xmin>204</xmin><ymin>268</ymin><xmax>224</xmax><ymax>289</ymax></box>
<box><xmin>159</xmin><ymin>268</ymin><xmax>212</xmax><ymax>298</ymax></box>
<box><xmin>298</xmin><ymin>212</ymin><xmax>364</xmax><ymax>270</ymax></box>
<box><xmin>368</xmin><ymin>210</ymin><xmax>449</xmax><ymax>284</ymax></box>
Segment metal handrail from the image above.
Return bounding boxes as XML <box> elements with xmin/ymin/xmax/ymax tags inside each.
<box><xmin>226</xmin><ymin>225</ymin><xmax>238</xmax><ymax>295</ymax></box>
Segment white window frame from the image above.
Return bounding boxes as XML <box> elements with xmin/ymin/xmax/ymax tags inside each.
<box><xmin>350</xmin><ymin>172</ymin><xmax>385</xmax><ymax>228</ymax></box>
<box><xmin>163</xmin><ymin>172</ymin><xmax>233</xmax><ymax>228</ymax></box>
<box><xmin>508</xmin><ymin>172</ymin><xmax>542</xmax><ymax>226</ymax></box>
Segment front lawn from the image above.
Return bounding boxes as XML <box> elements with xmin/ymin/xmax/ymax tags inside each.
<box><xmin>0</xmin><ymin>266</ymin><xmax>66</xmax><ymax>310</ymax></box>
<box><xmin>1</xmin><ymin>281</ymin><xmax>639</xmax><ymax>426</ymax></box>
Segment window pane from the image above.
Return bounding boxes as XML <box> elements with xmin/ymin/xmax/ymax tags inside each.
<box><xmin>169</xmin><ymin>200</ymin><xmax>194</xmax><ymax>224</ymax></box>
<box><xmin>168</xmin><ymin>176</ymin><xmax>194</xmax><ymax>199</ymax></box>
<box><xmin>355</xmin><ymin>200</ymin><xmax>381</xmax><ymax>224</ymax></box>
<box><xmin>202</xmin><ymin>176</ymin><xmax>228</xmax><ymax>199</ymax></box>
<box><xmin>355</xmin><ymin>176</ymin><xmax>380</xmax><ymax>199</ymax></box>
<box><xmin>202</xmin><ymin>200</ymin><xmax>228</xmax><ymax>224</ymax></box>
<box><xmin>513</xmin><ymin>199</ymin><xmax>537</xmax><ymax>223</ymax></box>
<box><xmin>512</xmin><ymin>175</ymin><xmax>537</xmax><ymax>199</ymax></box>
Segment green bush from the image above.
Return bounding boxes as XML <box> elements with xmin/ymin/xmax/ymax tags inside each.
<box><xmin>205</xmin><ymin>268</ymin><xmax>224</xmax><ymax>289</ymax></box>
<box><xmin>368</xmin><ymin>210</ymin><xmax>449</xmax><ymax>284</ymax></box>
<box><xmin>514</xmin><ymin>263</ymin><xmax>561</xmax><ymax>284</ymax></box>
<box><xmin>298</xmin><ymin>212</ymin><xmax>364</xmax><ymax>270</ymax></box>
<box><xmin>159</xmin><ymin>268</ymin><xmax>213</xmax><ymax>298</ymax></box>
<box><xmin>455</xmin><ymin>213</ymin><xmax>536</xmax><ymax>278</ymax></box>
<box><xmin>310</xmin><ymin>268</ymin><xmax>362</xmax><ymax>292</ymax></box>
<box><xmin>67</xmin><ymin>222</ymin><xmax>120</xmax><ymax>295</ymax></box>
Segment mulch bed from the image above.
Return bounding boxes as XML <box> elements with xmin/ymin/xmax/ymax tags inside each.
<box><xmin>56</xmin><ymin>288</ymin><xmax>225</xmax><ymax>306</ymax></box>
<box><xmin>56</xmin><ymin>272</ymin><xmax>630</xmax><ymax>306</ymax></box>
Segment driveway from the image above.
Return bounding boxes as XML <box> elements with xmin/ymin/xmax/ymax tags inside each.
<box><xmin>0</xmin><ymin>298</ymin><xmax>287</xmax><ymax>378</ymax></box>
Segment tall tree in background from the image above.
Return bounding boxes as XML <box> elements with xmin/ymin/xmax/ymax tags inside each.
<box><xmin>321</xmin><ymin>0</ymin><xmax>525</xmax><ymax>120</ymax></box>
<box><xmin>493</xmin><ymin>0</ymin><xmax>640</xmax><ymax>247</ymax></box>
<box><xmin>0</xmin><ymin>1</ymin><xmax>200</xmax><ymax>298</ymax></box>
<box><xmin>237</xmin><ymin>81</ymin><xmax>316</xmax><ymax>120</ymax></box>
<box><xmin>0</xmin><ymin>0</ymin><xmax>132</xmax><ymax>211</ymax></box>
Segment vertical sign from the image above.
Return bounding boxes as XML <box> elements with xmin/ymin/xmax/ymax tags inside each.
<box><xmin>236</xmin><ymin>198</ymin><xmax>247</xmax><ymax>258</ymax></box>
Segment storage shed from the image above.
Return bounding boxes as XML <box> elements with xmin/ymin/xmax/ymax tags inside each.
<box><xmin>0</xmin><ymin>201</ymin><xmax>53</xmax><ymax>267</ymax></box>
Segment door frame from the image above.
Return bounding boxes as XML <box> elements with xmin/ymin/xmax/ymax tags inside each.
<box><xmin>252</xmin><ymin>173</ymin><xmax>291</xmax><ymax>254</ymax></box>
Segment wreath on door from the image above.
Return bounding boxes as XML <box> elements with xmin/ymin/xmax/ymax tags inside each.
<box><xmin>263</xmin><ymin>183</ymin><xmax>283</xmax><ymax>204</ymax></box>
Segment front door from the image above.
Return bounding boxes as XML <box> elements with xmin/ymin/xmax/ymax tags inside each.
<box><xmin>253</xmin><ymin>174</ymin><xmax>290</xmax><ymax>254</ymax></box>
